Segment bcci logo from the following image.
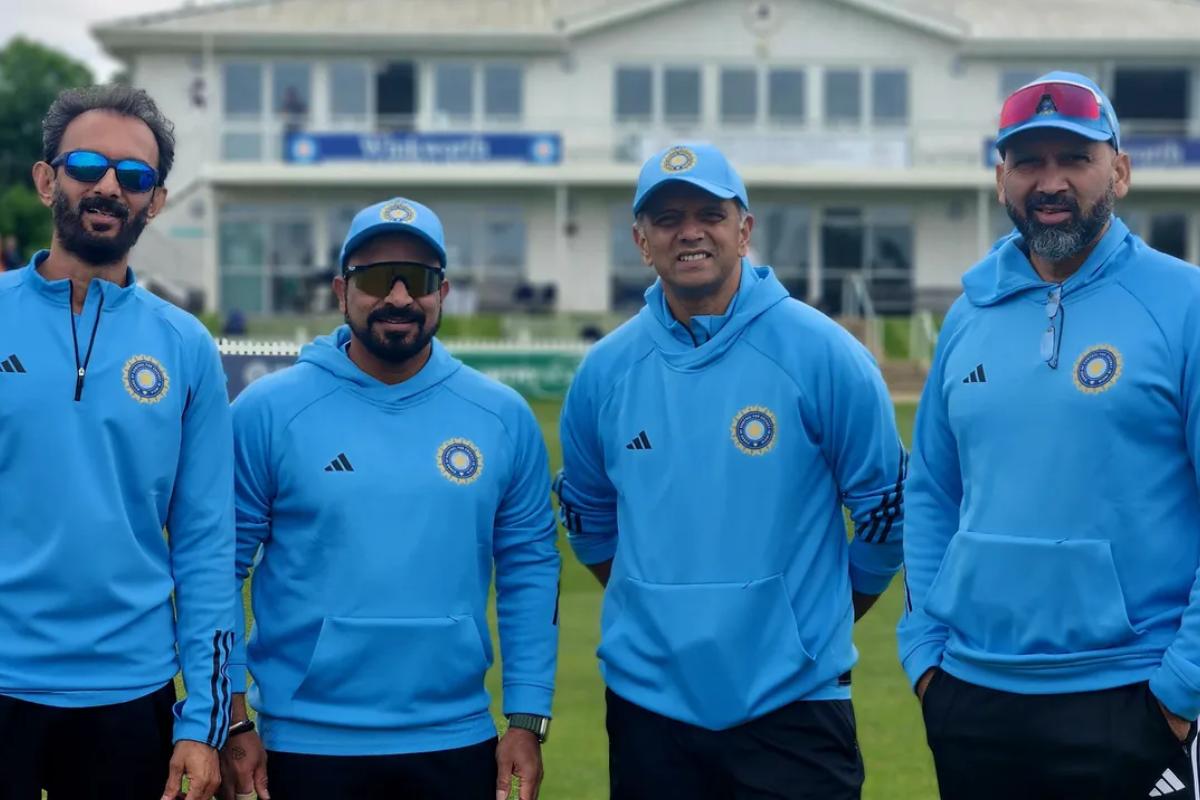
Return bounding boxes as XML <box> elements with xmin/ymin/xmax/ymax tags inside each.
<box><xmin>437</xmin><ymin>438</ymin><xmax>484</xmax><ymax>485</ymax></box>
<box><xmin>123</xmin><ymin>355</ymin><xmax>169</xmax><ymax>404</ymax></box>
<box><xmin>1074</xmin><ymin>345</ymin><xmax>1122</xmax><ymax>394</ymax></box>
<box><xmin>731</xmin><ymin>405</ymin><xmax>777</xmax><ymax>456</ymax></box>
<box><xmin>661</xmin><ymin>146</ymin><xmax>696</xmax><ymax>173</ymax></box>
<box><xmin>380</xmin><ymin>200</ymin><xmax>417</xmax><ymax>224</ymax></box>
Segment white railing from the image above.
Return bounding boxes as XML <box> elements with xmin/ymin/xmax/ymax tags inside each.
<box><xmin>216</xmin><ymin>338</ymin><xmax>591</xmax><ymax>357</ymax></box>
<box><xmin>841</xmin><ymin>273</ymin><xmax>883</xmax><ymax>357</ymax></box>
<box><xmin>908</xmin><ymin>310</ymin><xmax>938</xmax><ymax>368</ymax></box>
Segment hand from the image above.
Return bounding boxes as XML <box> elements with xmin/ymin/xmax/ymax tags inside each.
<box><xmin>916</xmin><ymin>668</ymin><xmax>937</xmax><ymax>704</ymax></box>
<box><xmin>219</xmin><ymin>730</ymin><xmax>270</xmax><ymax>800</ymax></box>
<box><xmin>1157</xmin><ymin>698</ymin><xmax>1193</xmax><ymax>743</ymax></box>
<box><xmin>161</xmin><ymin>740</ymin><xmax>220</xmax><ymax>800</ymax></box>
<box><xmin>495</xmin><ymin>727</ymin><xmax>543</xmax><ymax>800</ymax></box>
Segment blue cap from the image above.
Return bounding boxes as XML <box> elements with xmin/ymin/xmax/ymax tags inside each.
<box><xmin>995</xmin><ymin>71</ymin><xmax>1120</xmax><ymax>153</ymax></box>
<box><xmin>339</xmin><ymin>197</ymin><xmax>447</xmax><ymax>271</ymax></box>
<box><xmin>632</xmin><ymin>143</ymin><xmax>749</xmax><ymax>217</ymax></box>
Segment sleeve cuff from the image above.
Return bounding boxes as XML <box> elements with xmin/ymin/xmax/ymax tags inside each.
<box><xmin>502</xmin><ymin>682</ymin><xmax>554</xmax><ymax>718</ymax></box>
<box><xmin>849</xmin><ymin>562</ymin><xmax>897</xmax><ymax>596</ymax></box>
<box><xmin>900</xmin><ymin>637</ymin><xmax>947</xmax><ymax>689</ymax></box>
<box><xmin>568</xmin><ymin>531</ymin><xmax>617</xmax><ymax>566</ymax></box>
<box><xmin>1150</xmin><ymin>655</ymin><xmax>1200</xmax><ymax>720</ymax></box>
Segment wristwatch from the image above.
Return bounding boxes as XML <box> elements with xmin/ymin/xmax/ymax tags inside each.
<box><xmin>506</xmin><ymin>713</ymin><xmax>551</xmax><ymax>743</ymax></box>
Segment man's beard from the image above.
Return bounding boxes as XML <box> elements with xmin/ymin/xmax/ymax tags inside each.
<box><xmin>1006</xmin><ymin>182</ymin><xmax>1115</xmax><ymax>263</ymax></box>
<box><xmin>52</xmin><ymin>188</ymin><xmax>151</xmax><ymax>267</ymax></box>
<box><xmin>346</xmin><ymin>302</ymin><xmax>441</xmax><ymax>364</ymax></box>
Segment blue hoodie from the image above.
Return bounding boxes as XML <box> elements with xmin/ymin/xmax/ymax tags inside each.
<box><xmin>230</xmin><ymin>327</ymin><xmax>559</xmax><ymax>755</ymax></box>
<box><xmin>556</xmin><ymin>261</ymin><xmax>906</xmax><ymax>730</ymax></box>
<box><xmin>897</xmin><ymin>217</ymin><xmax>1200</xmax><ymax>719</ymax></box>
<box><xmin>0</xmin><ymin>252</ymin><xmax>235</xmax><ymax>748</ymax></box>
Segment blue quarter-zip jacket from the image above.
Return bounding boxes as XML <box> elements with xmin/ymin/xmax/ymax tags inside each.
<box><xmin>556</xmin><ymin>261</ymin><xmax>906</xmax><ymax>730</ymax></box>
<box><xmin>229</xmin><ymin>327</ymin><xmax>559</xmax><ymax>755</ymax></box>
<box><xmin>0</xmin><ymin>252</ymin><xmax>236</xmax><ymax>747</ymax></box>
<box><xmin>898</xmin><ymin>217</ymin><xmax>1200</xmax><ymax>719</ymax></box>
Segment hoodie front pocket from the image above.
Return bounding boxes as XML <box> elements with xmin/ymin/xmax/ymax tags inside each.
<box><xmin>599</xmin><ymin>574</ymin><xmax>812</xmax><ymax>729</ymax></box>
<box><xmin>925</xmin><ymin>531</ymin><xmax>1141</xmax><ymax>659</ymax></box>
<box><xmin>291</xmin><ymin>615</ymin><xmax>489</xmax><ymax>728</ymax></box>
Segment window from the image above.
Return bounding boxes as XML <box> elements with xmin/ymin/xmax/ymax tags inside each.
<box><xmin>376</xmin><ymin>62</ymin><xmax>417</xmax><ymax>130</ymax></box>
<box><xmin>1148</xmin><ymin>213</ymin><xmax>1188</xmax><ymax>260</ymax></box>
<box><xmin>1113</xmin><ymin>68</ymin><xmax>1189</xmax><ymax>134</ymax></box>
<box><xmin>872</xmin><ymin>69</ymin><xmax>908</xmax><ymax>125</ymax></box>
<box><xmin>721</xmin><ymin>68</ymin><xmax>758</xmax><ymax>124</ymax></box>
<box><xmin>615</xmin><ymin>67</ymin><xmax>653</xmax><ymax>121</ymax></box>
<box><xmin>330</xmin><ymin>62</ymin><xmax>368</xmax><ymax>119</ymax></box>
<box><xmin>824</xmin><ymin>70</ymin><xmax>861</xmax><ymax>125</ymax></box>
<box><xmin>869</xmin><ymin>208</ymin><xmax>913</xmax><ymax>272</ymax></box>
<box><xmin>219</xmin><ymin>206</ymin><xmax>319</xmax><ymax>315</ymax></box>
<box><xmin>754</xmin><ymin>203</ymin><xmax>810</xmax><ymax>298</ymax></box>
<box><xmin>435</xmin><ymin>63</ymin><xmax>474</xmax><ymax>122</ymax></box>
<box><xmin>611</xmin><ymin>204</ymin><xmax>653</xmax><ymax>310</ymax></box>
<box><xmin>663</xmin><ymin>67</ymin><xmax>701</xmax><ymax>124</ymax></box>
<box><xmin>768</xmin><ymin>69</ymin><xmax>806</xmax><ymax>124</ymax></box>
<box><xmin>221</xmin><ymin>133</ymin><xmax>262</xmax><ymax>161</ymax></box>
<box><xmin>272</xmin><ymin>62</ymin><xmax>311</xmax><ymax>120</ymax></box>
<box><xmin>223</xmin><ymin>62</ymin><xmax>262</xmax><ymax>117</ymax></box>
<box><xmin>484</xmin><ymin>64</ymin><xmax>523</xmax><ymax>120</ymax></box>
<box><xmin>438</xmin><ymin>205</ymin><xmax>526</xmax><ymax>279</ymax></box>
<box><xmin>822</xmin><ymin>208</ymin><xmax>865</xmax><ymax>269</ymax></box>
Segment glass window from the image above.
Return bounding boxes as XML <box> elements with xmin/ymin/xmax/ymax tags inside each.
<box><xmin>223</xmin><ymin>62</ymin><xmax>262</xmax><ymax>117</ymax></box>
<box><xmin>755</xmin><ymin>204</ymin><xmax>810</xmax><ymax>276</ymax></box>
<box><xmin>768</xmin><ymin>69</ymin><xmax>806</xmax><ymax>123</ymax></box>
<box><xmin>870</xmin><ymin>208</ymin><xmax>913</xmax><ymax>272</ymax></box>
<box><xmin>615</xmin><ymin>67</ymin><xmax>653</xmax><ymax>121</ymax></box>
<box><xmin>330</xmin><ymin>62</ymin><xmax>368</xmax><ymax>118</ymax></box>
<box><xmin>824</xmin><ymin>70</ymin><xmax>861</xmax><ymax>125</ymax></box>
<box><xmin>663</xmin><ymin>67</ymin><xmax>701</xmax><ymax>123</ymax></box>
<box><xmin>486</xmin><ymin>213</ymin><xmax>525</xmax><ymax>273</ymax></box>
<box><xmin>872</xmin><ymin>69</ymin><xmax>908</xmax><ymax>125</ymax></box>
<box><xmin>611</xmin><ymin>205</ymin><xmax>646</xmax><ymax>274</ymax></box>
<box><xmin>272</xmin><ymin>62</ymin><xmax>311</xmax><ymax>119</ymax></box>
<box><xmin>435</xmin><ymin>63</ymin><xmax>474</xmax><ymax>120</ymax></box>
<box><xmin>821</xmin><ymin>208</ymin><xmax>864</xmax><ymax>268</ymax></box>
<box><xmin>484</xmin><ymin>64</ymin><xmax>523</xmax><ymax>120</ymax></box>
<box><xmin>721</xmin><ymin>68</ymin><xmax>758</xmax><ymax>123</ymax></box>
<box><xmin>219</xmin><ymin>215</ymin><xmax>266</xmax><ymax>314</ymax></box>
<box><xmin>221</xmin><ymin>133</ymin><xmax>262</xmax><ymax>161</ymax></box>
<box><xmin>1149</xmin><ymin>213</ymin><xmax>1189</xmax><ymax>260</ymax></box>
<box><xmin>269</xmin><ymin>218</ymin><xmax>315</xmax><ymax>273</ymax></box>
<box><xmin>326</xmin><ymin>206</ymin><xmax>358</xmax><ymax>266</ymax></box>
<box><xmin>1113</xmin><ymin>68</ymin><xmax>1189</xmax><ymax>133</ymax></box>
<box><xmin>438</xmin><ymin>205</ymin><xmax>475</xmax><ymax>269</ymax></box>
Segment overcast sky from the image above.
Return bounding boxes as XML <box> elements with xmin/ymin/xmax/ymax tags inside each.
<box><xmin>3</xmin><ymin>0</ymin><xmax>184</xmax><ymax>81</ymax></box>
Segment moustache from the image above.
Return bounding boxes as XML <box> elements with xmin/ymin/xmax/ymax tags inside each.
<box><xmin>368</xmin><ymin>307</ymin><xmax>425</xmax><ymax>326</ymax></box>
<box><xmin>78</xmin><ymin>196</ymin><xmax>130</xmax><ymax>220</ymax></box>
<box><xmin>1024</xmin><ymin>192</ymin><xmax>1080</xmax><ymax>219</ymax></box>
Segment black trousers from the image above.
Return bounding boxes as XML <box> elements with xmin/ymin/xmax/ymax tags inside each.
<box><xmin>0</xmin><ymin>681</ymin><xmax>176</xmax><ymax>800</ymax></box>
<box><xmin>923</xmin><ymin>670</ymin><xmax>1198</xmax><ymax>800</ymax></box>
<box><xmin>606</xmin><ymin>689</ymin><xmax>863</xmax><ymax>800</ymax></box>
<box><xmin>265</xmin><ymin>737</ymin><xmax>498</xmax><ymax>800</ymax></box>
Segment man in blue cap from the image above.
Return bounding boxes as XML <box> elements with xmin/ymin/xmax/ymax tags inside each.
<box><xmin>899</xmin><ymin>71</ymin><xmax>1200</xmax><ymax>797</ymax></box>
<box><xmin>555</xmin><ymin>143</ymin><xmax>906</xmax><ymax>798</ymax></box>
<box><xmin>218</xmin><ymin>197</ymin><xmax>560</xmax><ymax>800</ymax></box>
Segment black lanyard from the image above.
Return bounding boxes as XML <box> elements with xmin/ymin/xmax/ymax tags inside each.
<box><xmin>68</xmin><ymin>282</ymin><xmax>104</xmax><ymax>402</ymax></box>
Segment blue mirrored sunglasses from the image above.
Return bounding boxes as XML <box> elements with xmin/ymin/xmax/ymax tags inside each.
<box><xmin>50</xmin><ymin>150</ymin><xmax>159</xmax><ymax>194</ymax></box>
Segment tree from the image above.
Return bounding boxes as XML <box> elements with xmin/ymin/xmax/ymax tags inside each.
<box><xmin>0</xmin><ymin>37</ymin><xmax>93</xmax><ymax>188</ymax></box>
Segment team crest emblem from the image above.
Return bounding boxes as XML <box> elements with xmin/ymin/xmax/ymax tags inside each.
<box><xmin>437</xmin><ymin>439</ymin><xmax>484</xmax><ymax>485</ymax></box>
<box><xmin>123</xmin><ymin>355</ymin><xmax>169</xmax><ymax>404</ymax></box>
<box><xmin>661</xmin><ymin>146</ymin><xmax>696</xmax><ymax>174</ymax></box>
<box><xmin>1073</xmin><ymin>345</ymin><xmax>1122</xmax><ymax>394</ymax></box>
<box><xmin>731</xmin><ymin>406</ymin><xmax>777</xmax><ymax>455</ymax></box>
<box><xmin>380</xmin><ymin>200</ymin><xmax>416</xmax><ymax>224</ymax></box>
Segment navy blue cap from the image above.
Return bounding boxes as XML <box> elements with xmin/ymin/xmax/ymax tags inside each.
<box><xmin>632</xmin><ymin>143</ymin><xmax>749</xmax><ymax>217</ymax></box>
<box><xmin>996</xmin><ymin>71</ymin><xmax>1121</xmax><ymax>153</ymax></box>
<box><xmin>339</xmin><ymin>197</ymin><xmax>447</xmax><ymax>271</ymax></box>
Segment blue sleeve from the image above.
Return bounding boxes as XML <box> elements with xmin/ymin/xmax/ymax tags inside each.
<box><xmin>228</xmin><ymin>388</ymin><xmax>276</xmax><ymax>696</ymax></box>
<box><xmin>555</xmin><ymin>364</ymin><xmax>619</xmax><ymax>566</ymax></box>
<box><xmin>166</xmin><ymin>334</ymin><xmax>237</xmax><ymax>748</ymax></box>
<box><xmin>1150</xmin><ymin>299</ymin><xmax>1200</xmax><ymax>719</ymax></box>
<box><xmin>809</xmin><ymin>331</ymin><xmax>907</xmax><ymax>596</ymax></box>
<box><xmin>895</xmin><ymin>314</ymin><xmax>964</xmax><ymax>689</ymax></box>
<box><xmin>492</xmin><ymin>401</ymin><xmax>561</xmax><ymax>717</ymax></box>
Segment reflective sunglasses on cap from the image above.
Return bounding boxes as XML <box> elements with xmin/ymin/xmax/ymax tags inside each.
<box><xmin>999</xmin><ymin>80</ymin><xmax>1109</xmax><ymax>130</ymax></box>
<box><xmin>344</xmin><ymin>261</ymin><xmax>445</xmax><ymax>299</ymax></box>
<box><xmin>50</xmin><ymin>150</ymin><xmax>160</xmax><ymax>194</ymax></box>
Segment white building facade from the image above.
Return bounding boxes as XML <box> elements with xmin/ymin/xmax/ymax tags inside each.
<box><xmin>94</xmin><ymin>0</ymin><xmax>1200</xmax><ymax>318</ymax></box>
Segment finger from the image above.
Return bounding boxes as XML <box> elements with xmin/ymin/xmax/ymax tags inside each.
<box><xmin>496</xmin><ymin>766</ymin><xmax>512</xmax><ymax>800</ymax></box>
<box><xmin>160</xmin><ymin>761</ymin><xmax>184</xmax><ymax>800</ymax></box>
<box><xmin>255</xmin><ymin>761</ymin><xmax>272</xmax><ymax>799</ymax></box>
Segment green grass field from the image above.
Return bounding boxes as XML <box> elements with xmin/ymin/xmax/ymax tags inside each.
<box><xmin>231</xmin><ymin>401</ymin><xmax>931</xmax><ymax>799</ymax></box>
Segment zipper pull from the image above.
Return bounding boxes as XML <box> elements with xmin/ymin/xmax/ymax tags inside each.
<box><xmin>74</xmin><ymin>367</ymin><xmax>85</xmax><ymax>402</ymax></box>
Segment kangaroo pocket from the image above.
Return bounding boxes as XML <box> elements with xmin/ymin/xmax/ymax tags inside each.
<box><xmin>925</xmin><ymin>531</ymin><xmax>1142</xmax><ymax>660</ymax></box>
<box><xmin>291</xmin><ymin>615</ymin><xmax>489</xmax><ymax>729</ymax></box>
<box><xmin>598</xmin><ymin>574</ymin><xmax>813</xmax><ymax>729</ymax></box>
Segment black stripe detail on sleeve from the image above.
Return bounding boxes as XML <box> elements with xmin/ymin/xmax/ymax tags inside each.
<box><xmin>857</xmin><ymin>449</ymin><xmax>908</xmax><ymax>544</ymax></box>
<box><xmin>217</xmin><ymin>630</ymin><xmax>234</xmax><ymax>745</ymax></box>
<box><xmin>552</xmin><ymin>579</ymin><xmax>561</xmax><ymax>626</ymax></box>
<box><xmin>206</xmin><ymin>630</ymin><xmax>222</xmax><ymax>746</ymax></box>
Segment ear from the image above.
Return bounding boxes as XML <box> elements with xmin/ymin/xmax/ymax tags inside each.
<box><xmin>737</xmin><ymin>212</ymin><xmax>754</xmax><ymax>258</ymax></box>
<box><xmin>1112</xmin><ymin>150</ymin><xmax>1132</xmax><ymax>199</ymax></box>
<box><xmin>32</xmin><ymin>162</ymin><xmax>56</xmax><ymax>208</ymax></box>
<box><xmin>147</xmin><ymin>185</ymin><xmax>168</xmax><ymax>219</ymax></box>
<box><xmin>332</xmin><ymin>274</ymin><xmax>348</xmax><ymax>314</ymax></box>
<box><xmin>632</xmin><ymin>221</ymin><xmax>652</xmax><ymax>267</ymax></box>
<box><xmin>995</xmin><ymin>162</ymin><xmax>1006</xmax><ymax>205</ymax></box>
<box><xmin>438</xmin><ymin>277</ymin><xmax>451</xmax><ymax>302</ymax></box>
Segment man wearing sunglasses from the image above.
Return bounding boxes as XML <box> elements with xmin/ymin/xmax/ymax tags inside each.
<box><xmin>222</xmin><ymin>197</ymin><xmax>559</xmax><ymax>800</ymax></box>
<box><xmin>900</xmin><ymin>71</ymin><xmax>1200</xmax><ymax>798</ymax></box>
<box><xmin>0</xmin><ymin>84</ymin><xmax>235</xmax><ymax>800</ymax></box>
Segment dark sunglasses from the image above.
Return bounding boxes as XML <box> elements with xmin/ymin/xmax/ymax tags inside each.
<box><xmin>344</xmin><ymin>261</ymin><xmax>444</xmax><ymax>299</ymax></box>
<box><xmin>50</xmin><ymin>150</ymin><xmax>159</xmax><ymax>194</ymax></box>
<box><xmin>999</xmin><ymin>81</ymin><xmax>1106</xmax><ymax>129</ymax></box>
